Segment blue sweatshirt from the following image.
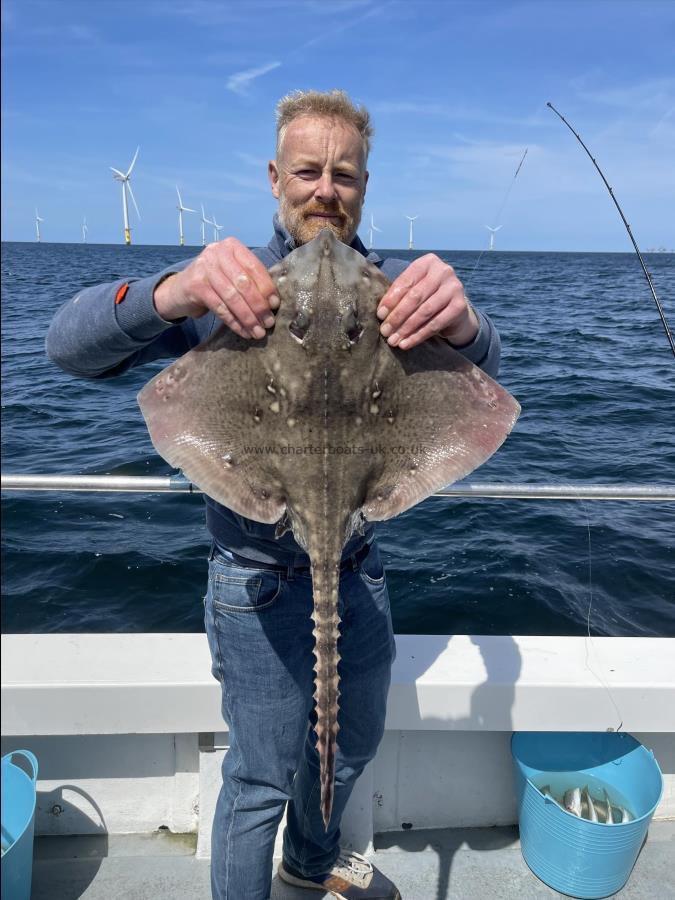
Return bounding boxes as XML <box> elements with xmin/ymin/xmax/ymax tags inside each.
<box><xmin>46</xmin><ymin>214</ymin><xmax>501</xmax><ymax>565</ymax></box>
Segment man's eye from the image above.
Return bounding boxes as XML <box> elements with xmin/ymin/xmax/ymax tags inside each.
<box><xmin>336</xmin><ymin>173</ymin><xmax>355</xmax><ymax>182</ymax></box>
<box><xmin>296</xmin><ymin>169</ymin><xmax>318</xmax><ymax>178</ymax></box>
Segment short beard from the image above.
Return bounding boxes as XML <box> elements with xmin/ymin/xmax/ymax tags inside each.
<box><xmin>279</xmin><ymin>194</ymin><xmax>361</xmax><ymax>247</ymax></box>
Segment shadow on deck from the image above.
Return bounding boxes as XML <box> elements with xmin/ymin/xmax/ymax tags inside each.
<box><xmin>30</xmin><ymin>821</ymin><xmax>675</xmax><ymax>899</ymax></box>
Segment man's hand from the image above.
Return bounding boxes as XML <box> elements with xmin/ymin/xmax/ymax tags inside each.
<box><xmin>153</xmin><ymin>237</ymin><xmax>279</xmax><ymax>340</ymax></box>
<box><xmin>376</xmin><ymin>254</ymin><xmax>479</xmax><ymax>350</ymax></box>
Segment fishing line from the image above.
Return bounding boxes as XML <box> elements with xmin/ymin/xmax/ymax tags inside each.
<box><xmin>543</xmin><ymin>103</ymin><xmax>671</xmax><ymax>726</ymax></box>
<box><xmin>465</xmin><ymin>147</ymin><xmax>528</xmax><ymax>290</ymax></box>
<box><xmin>494</xmin><ymin>147</ymin><xmax>529</xmax><ymax>228</ymax></box>
<box><xmin>579</xmin><ymin>497</ymin><xmax>624</xmax><ymax>733</ymax></box>
<box><xmin>547</xmin><ymin>102</ymin><xmax>675</xmax><ymax>359</ymax></box>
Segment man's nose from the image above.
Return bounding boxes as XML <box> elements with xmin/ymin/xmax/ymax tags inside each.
<box><xmin>314</xmin><ymin>173</ymin><xmax>337</xmax><ymax>203</ymax></box>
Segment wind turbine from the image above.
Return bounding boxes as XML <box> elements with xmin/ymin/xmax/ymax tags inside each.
<box><xmin>368</xmin><ymin>214</ymin><xmax>382</xmax><ymax>250</ymax></box>
<box><xmin>212</xmin><ymin>215</ymin><xmax>224</xmax><ymax>243</ymax></box>
<box><xmin>110</xmin><ymin>147</ymin><xmax>140</xmax><ymax>245</ymax></box>
<box><xmin>485</xmin><ymin>225</ymin><xmax>503</xmax><ymax>251</ymax></box>
<box><xmin>405</xmin><ymin>215</ymin><xmax>418</xmax><ymax>250</ymax></box>
<box><xmin>82</xmin><ymin>217</ymin><xmax>88</xmax><ymax>243</ymax></box>
<box><xmin>200</xmin><ymin>205</ymin><xmax>212</xmax><ymax>246</ymax></box>
<box><xmin>35</xmin><ymin>209</ymin><xmax>44</xmax><ymax>242</ymax></box>
<box><xmin>176</xmin><ymin>186</ymin><xmax>195</xmax><ymax>246</ymax></box>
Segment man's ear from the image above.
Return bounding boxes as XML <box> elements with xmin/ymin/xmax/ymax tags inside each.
<box><xmin>269</xmin><ymin>160</ymin><xmax>280</xmax><ymax>199</ymax></box>
<box><xmin>363</xmin><ymin>169</ymin><xmax>369</xmax><ymax>199</ymax></box>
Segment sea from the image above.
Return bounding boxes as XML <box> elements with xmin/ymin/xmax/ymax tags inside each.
<box><xmin>1</xmin><ymin>241</ymin><xmax>674</xmax><ymax>637</ymax></box>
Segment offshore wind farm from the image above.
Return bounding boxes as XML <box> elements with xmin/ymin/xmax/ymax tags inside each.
<box><xmin>26</xmin><ymin>190</ymin><xmax>447</xmax><ymax>250</ymax></box>
<box><xmin>27</xmin><ymin>155</ymin><xmax>434</xmax><ymax>251</ymax></box>
<box><xmin>17</xmin><ymin>138</ymin><xmax>673</xmax><ymax>253</ymax></box>
<box><xmin>22</xmin><ymin>143</ymin><xmax>531</xmax><ymax>251</ymax></box>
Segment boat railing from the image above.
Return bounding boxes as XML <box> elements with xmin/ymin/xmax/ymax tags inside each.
<box><xmin>1</xmin><ymin>473</ymin><xmax>674</xmax><ymax>501</ymax></box>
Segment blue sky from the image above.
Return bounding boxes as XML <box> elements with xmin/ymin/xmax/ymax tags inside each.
<box><xmin>2</xmin><ymin>0</ymin><xmax>674</xmax><ymax>250</ymax></box>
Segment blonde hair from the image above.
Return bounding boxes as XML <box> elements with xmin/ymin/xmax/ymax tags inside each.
<box><xmin>275</xmin><ymin>89</ymin><xmax>373</xmax><ymax>159</ymax></box>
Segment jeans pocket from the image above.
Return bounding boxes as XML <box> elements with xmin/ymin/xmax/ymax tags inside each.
<box><xmin>209</xmin><ymin>564</ymin><xmax>282</xmax><ymax>613</ymax></box>
<box><xmin>359</xmin><ymin>543</ymin><xmax>386</xmax><ymax>586</ymax></box>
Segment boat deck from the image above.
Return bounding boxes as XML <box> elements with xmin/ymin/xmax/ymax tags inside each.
<box><xmin>30</xmin><ymin>821</ymin><xmax>675</xmax><ymax>899</ymax></box>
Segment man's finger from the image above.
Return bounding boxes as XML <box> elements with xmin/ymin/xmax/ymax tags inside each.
<box><xmin>200</xmin><ymin>284</ymin><xmax>253</xmax><ymax>338</ymax></box>
<box><xmin>206</xmin><ymin>268</ymin><xmax>267</xmax><ymax>337</ymax></box>
<box><xmin>376</xmin><ymin>269</ymin><xmax>421</xmax><ymax>320</ymax></box>
<box><xmin>398</xmin><ymin>293</ymin><xmax>477</xmax><ymax>350</ymax></box>
<box><xmin>376</xmin><ymin>255</ymin><xmax>437</xmax><ymax>319</ymax></box>
<box><xmin>384</xmin><ymin>290</ymin><xmax>450</xmax><ymax>345</ymax></box>
<box><xmin>397</xmin><ymin>302</ymin><xmax>454</xmax><ymax>350</ymax></box>
<box><xmin>379</xmin><ymin>270</ymin><xmax>446</xmax><ymax>337</ymax></box>
<box><xmin>397</xmin><ymin>317</ymin><xmax>445</xmax><ymax>350</ymax></box>
<box><xmin>232</xmin><ymin>242</ymin><xmax>280</xmax><ymax>316</ymax></box>
<box><xmin>230</xmin><ymin>268</ymin><xmax>276</xmax><ymax>330</ymax></box>
<box><xmin>214</xmin><ymin>248</ymin><xmax>274</xmax><ymax>328</ymax></box>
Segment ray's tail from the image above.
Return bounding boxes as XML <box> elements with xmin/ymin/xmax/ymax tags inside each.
<box><xmin>309</xmin><ymin>552</ymin><xmax>342</xmax><ymax>829</ymax></box>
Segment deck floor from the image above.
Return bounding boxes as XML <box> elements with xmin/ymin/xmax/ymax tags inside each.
<box><xmin>30</xmin><ymin>821</ymin><xmax>675</xmax><ymax>899</ymax></box>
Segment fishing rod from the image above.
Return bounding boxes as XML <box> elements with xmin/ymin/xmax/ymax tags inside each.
<box><xmin>547</xmin><ymin>101</ymin><xmax>675</xmax><ymax>359</ymax></box>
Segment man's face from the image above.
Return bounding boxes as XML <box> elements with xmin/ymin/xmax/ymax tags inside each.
<box><xmin>268</xmin><ymin>115</ymin><xmax>368</xmax><ymax>246</ymax></box>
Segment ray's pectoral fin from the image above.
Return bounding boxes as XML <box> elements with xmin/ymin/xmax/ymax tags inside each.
<box><xmin>137</xmin><ymin>330</ymin><xmax>285</xmax><ymax>525</ymax></box>
<box><xmin>363</xmin><ymin>342</ymin><xmax>521</xmax><ymax>522</ymax></box>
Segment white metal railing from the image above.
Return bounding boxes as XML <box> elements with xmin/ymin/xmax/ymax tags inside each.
<box><xmin>1</xmin><ymin>473</ymin><xmax>674</xmax><ymax>501</ymax></box>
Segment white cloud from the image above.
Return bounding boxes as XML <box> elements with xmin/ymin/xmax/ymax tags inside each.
<box><xmin>226</xmin><ymin>61</ymin><xmax>282</xmax><ymax>95</ymax></box>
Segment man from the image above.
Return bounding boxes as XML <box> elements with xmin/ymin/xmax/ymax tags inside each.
<box><xmin>47</xmin><ymin>90</ymin><xmax>501</xmax><ymax>900</ymax></box>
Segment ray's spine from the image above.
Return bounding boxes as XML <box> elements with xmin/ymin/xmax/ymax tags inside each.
<box><xmin>309</xmin><ymin>553</ymin><xmax>342</xmax><ymax>830</ymax></box>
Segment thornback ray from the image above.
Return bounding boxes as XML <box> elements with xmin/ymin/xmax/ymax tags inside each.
<box><xmin>138</xmin><ymin>228</ymin><xmax>520</xmax><ymax>828</ymax></box>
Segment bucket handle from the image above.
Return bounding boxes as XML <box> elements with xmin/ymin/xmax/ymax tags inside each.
<box><xmin>9</xmin><ymin>750</ymin><xmax>38</xmax><ymax>784</ymax></box>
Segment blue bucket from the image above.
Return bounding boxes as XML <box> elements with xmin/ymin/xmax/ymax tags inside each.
<box><xmin>511</xmin><ymin>732</ymin><xmax>662</xmax><ymax>899</ymax></box>
<box><xmin>1</xmin><ymin>750</ymin><xmax>39</xmax><ymax>900</ymax></box>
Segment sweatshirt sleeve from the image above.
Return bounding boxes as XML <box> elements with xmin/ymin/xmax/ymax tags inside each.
<box><xmin>46</xmin><ymin>259</ymin><xmax>193</xmax><ymax>379</ymax></box>
<box><xmin>450</xmin><ymin>308</ymin><xmax>501</xmax><ymax>379</ymax></box>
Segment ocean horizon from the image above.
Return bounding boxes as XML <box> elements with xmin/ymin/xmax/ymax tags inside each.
<box><xmin>5</xmin><ymin>240</ymin><xmax>674</xmax><ymax>254</ymax></box>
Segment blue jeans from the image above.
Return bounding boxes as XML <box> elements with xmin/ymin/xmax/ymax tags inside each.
<box><xmin>203</xmin><ymin>540</ymin><xmax>396</xmax><ymax>900</ymax></box>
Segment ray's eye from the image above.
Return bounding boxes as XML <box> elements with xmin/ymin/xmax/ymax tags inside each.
<box><xmin>343</xmin><ymin>309</ymin><xmax>363</xmax><ymax>344</ymax></box>
<box><xmin>289</xmin><ymin>310</ymin><xmax>310</xmax><ymax>342</ymax></box>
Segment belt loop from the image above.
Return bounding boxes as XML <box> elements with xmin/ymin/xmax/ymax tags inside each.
<box><xmin>286</xmin><ymin>560</ymin><xmax>295</xmax><ymax>581</ymax></box>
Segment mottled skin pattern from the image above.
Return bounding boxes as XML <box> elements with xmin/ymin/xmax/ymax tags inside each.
<box><xmin>138</xmin><ymin>229</ymin><xmax>520</xmax><ymax>828</ymax></box>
